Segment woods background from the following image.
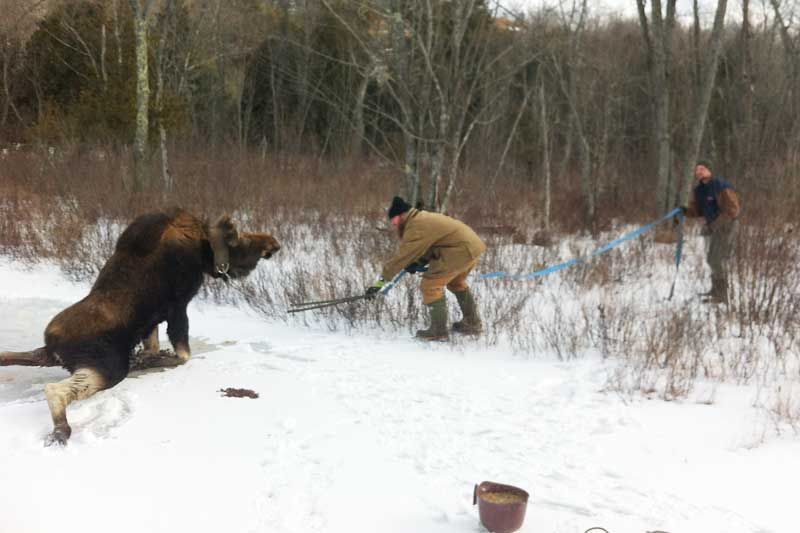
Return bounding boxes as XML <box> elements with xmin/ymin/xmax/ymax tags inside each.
<box><xmin>1</xmin><ymin>0</ymin><xmax>798</xmax><ymax>228</ymax></box>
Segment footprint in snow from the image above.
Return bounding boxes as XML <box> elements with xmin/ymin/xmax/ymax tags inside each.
<box><xmin>70</xmin><ymin>391</ymin><xmax>134</xmax><ymax>441</ymax></box>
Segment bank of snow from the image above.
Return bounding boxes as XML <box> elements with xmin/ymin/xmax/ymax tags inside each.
<box><xmin>0</xmin><ymin>259</ymin><xmax>796</xmax><ymax>533</ymax></box>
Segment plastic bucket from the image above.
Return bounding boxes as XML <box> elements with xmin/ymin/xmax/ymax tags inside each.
<box><xmin>473</xmin><ymin>481</ymin><xmax>529</xmax><ymax>533</ymax></box>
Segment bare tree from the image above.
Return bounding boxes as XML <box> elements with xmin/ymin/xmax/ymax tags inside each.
<box><xmin>769</xmin><ymin>0</ymin><xmax>800</xmax><ymax>167</ymax></box>
<box><xmin>637</xmin><ymin>0</ymin><xmax>677</xmax><ymax>213</ymax></box>
<box><xmin>322</xmin><ymin>0</ymin><xmax>522</xmax><ymax>211</ymax></box>
<box><xmin>154</xmin><ymin>0</ymin><xmax>173</xmax><ymax>192</ymax></box>
<box><xmin>539</xmin><ymin>75</ymin><xmax>552</xmax><ymax>231</ymax></box>
<box><xmin>680</xmin><ymin>0</ymin><xmax>729</xmax><ymax>203</ymax></box>
<box><xmin>733</xmin><ymin>0</ymin><xmax>755</xmax><ymax>168</ymax></box>
<box><xmin>1</xmin><ymin>1</ymin><xmax>49</xmax><ymax>128</ymax></box>
<box><xmin>1</xmin><ymin>35</ymin><xmax>24</xmax><ymax>127</ymax></box>
<box><xmin>553</xmin><ymin>0</ymin><xmax>594</xmax><ymax>227</ymax></box>
<box><xmin>129</xmin><ymin>0</ymin><xmax>155</xmax><ymax>191</ymax></box>
<box><xmin>491</xmin><ymin>82</ymin><xmax>534</xmax><ymax>191</ymax></box>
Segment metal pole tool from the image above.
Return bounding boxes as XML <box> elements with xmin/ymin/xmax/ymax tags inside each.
<box><xmin>288</xmin><ymin>270</ymin><xmax>408</xmax><ymax>314</ymax></box>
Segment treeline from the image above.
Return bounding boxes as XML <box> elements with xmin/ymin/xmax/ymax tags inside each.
<box><xmin>1</xmin><ymin>0</ymin><xmax>798</xmax><ymax>221</ymax></box>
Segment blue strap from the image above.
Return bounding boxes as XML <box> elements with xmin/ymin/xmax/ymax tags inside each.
<box><xmin>673</xmin><ymin>211</ymin><xmax>685</xmax><ymax>269</ymax></box>
<box><xmin>378</xmin><ymin>270</ymin><xmax>407</xmax><ymax>295</ymax></box>
<box><xmin>479</xmin><ymin>208</ymin><xmax>682</xmax><ymax>281</ymax></box>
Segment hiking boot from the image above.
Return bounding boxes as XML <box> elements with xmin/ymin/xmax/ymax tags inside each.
<box><xmin>452</xmin><ymin>289</ymin><xmax>482</xmax><ymax>335</ymax></box>
<box><xmin>701</xmin><ymin>294</ymin><xmax>728</xmax><ymax>305</ymax></box>
<box><xmin>416</xmin><ymin>298</ymin><xmax>449</xmax><ymax>341</ymax></box>
<box><xmin>702</xmin><ymin>277</ymin><xmax>729</xmax><ymax>305</ymax></box>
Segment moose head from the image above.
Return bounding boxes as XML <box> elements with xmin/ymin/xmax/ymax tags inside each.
<box><xmin>208</xmin><ymin>215</ymin><xmax>280</xmax><ymax>280</ymax></box>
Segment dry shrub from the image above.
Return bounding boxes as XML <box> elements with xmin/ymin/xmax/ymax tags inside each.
<box><xmin>730</xmin><ymin>225</ymin><xmax>800</xmax><ymax>333</ymax></box>
<box><xmin>769</xmin><ymin>385</ymin><xmax>800</xmax><ymax>435</ymax></box>
<box><xmin>604</xmin><ymin>304</ymin><xmax>704</xmax><ymax>401</ymax></box>
<box><xmin>1</xmin><ymin>145</ymin><xmax>799</xmax><ymax>427</ymax></box>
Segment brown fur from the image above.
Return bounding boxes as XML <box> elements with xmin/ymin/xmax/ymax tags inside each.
<box><xmin>1</xmin><ymin>207</ymin><xmax>280</xmax><ymax>445</ymax></box>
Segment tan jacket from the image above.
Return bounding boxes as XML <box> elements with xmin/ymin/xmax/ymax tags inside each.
<box><xmin>381</xmin><ymin>209</ymin><xmax>486</xmax><ymax>280</ymax></box>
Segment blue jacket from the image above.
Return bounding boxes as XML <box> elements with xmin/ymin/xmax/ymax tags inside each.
<box><xmin>689</xmin><ymin>177</ymin><xmax>740</xmax><ymax>224</ymax></box>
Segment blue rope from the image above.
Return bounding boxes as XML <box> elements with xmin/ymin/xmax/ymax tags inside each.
<box><xmin>668</xmin><ymin>210</ymin><xmax>685</xmax><ymax>300</ymax></box>
<box><xmin>479</xmin><ymin>208</ymin><xmax>683</xmax><ymax>281</ymax></box>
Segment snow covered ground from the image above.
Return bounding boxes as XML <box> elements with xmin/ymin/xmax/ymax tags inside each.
<box><xmin>1</xmin><ymin>258</ymin><xmax>798</xmax><ymax>533</ymax></box>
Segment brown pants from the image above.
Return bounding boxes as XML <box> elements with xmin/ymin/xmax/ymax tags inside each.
<box><xmin>420</xmin><ymin>259</ymin><xmax>478</xmax><ymax>305</ymax></box>
<box><xmin>705</xmin><ymin>219</ymin><xmax>738</xmax><ymax>286</ymax></box>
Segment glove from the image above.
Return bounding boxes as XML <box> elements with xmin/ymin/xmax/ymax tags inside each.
<box><xmin>679</xmin><ymin>206</ymin><xmax>688</xmax><ymax>215</ymax></box>
<box><xmin>404</xmin><ymin>259</ymin><xmax>429</xmax><ymax>274</ymax></box>
<box><xmin>365</xmin><ymin>278</ymin><xmax>385</xmax><ymax>299</ymax></box>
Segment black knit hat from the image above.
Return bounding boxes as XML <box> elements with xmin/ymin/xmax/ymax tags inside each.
<box><xmin>387</xmin><ymin>196</ymin><xmax>412</xmax><ymax>219</ymax></box>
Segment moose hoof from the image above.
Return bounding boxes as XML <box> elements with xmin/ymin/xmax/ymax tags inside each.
<box><xmin>44</xmin><ymin>426</ymin><xmax>71</xmax><ymax>447</ymax></box>
<box><xmin>131</xmin><ymin>350</ymin><xmax>187</xmax><ymax>371</ymax></box>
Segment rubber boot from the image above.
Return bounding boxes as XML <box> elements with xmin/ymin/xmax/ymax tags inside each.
<box><xmin>452</xmin><ymin>289</ymin><xmax>482</xmax><ymax>335</ymax></box>
<box><xmin>416</xmin><ymin>298</ymin><xmax>449</xmax><ymax>341</ymax></box>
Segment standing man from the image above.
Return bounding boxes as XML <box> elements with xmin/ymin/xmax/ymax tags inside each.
<box><xmin>366</xmin><ymin>197</ymin><xmax>486</xmax><ymax>340</ymax></box>
<box><xmin>682</xmin><ymin>160</ymin><xmax>741</xmax><ymax>304</ymax></box>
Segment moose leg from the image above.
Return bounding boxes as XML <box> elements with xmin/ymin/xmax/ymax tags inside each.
<box><xmin>0</xmin><ymin>347</ymin><xmax>54</xmax><ymax>367</ymax></box>
<box><xmin>129</xmin><ymin>325</ymin><xmax>185</xmax><ymax>370</ymax></box>
<box><xmin>167</xmin><ymin>306</ymin><xmax>191</xmax><ymax>362</ymax></box>
<box><xmin>142</xmin><ymin>326</ymin><xmax>160</xmax><ymax>353</ymax></box>
<box><xmin>44</xmin><ymin>367</ymin><xmax>107</xmax><ymax>446</ymax></box>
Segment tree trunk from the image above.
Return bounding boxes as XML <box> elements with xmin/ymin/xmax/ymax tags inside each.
<box><xmin>558</xmin><ymin>116</ymin><xmax>573</xmax><ymax>180</ymax></box>
<box><xmin>210</xmin><ymin>0</ymin><xmax>223</xmax><ymax>147</ymax></box>
<box><xmin>2</xmin><ymin>41</ymin><xmax>23</xmax><ymax>126</ymax></box>
<box><xmin>351</xmin><ymin>63</ymin><xmax>370</xmax><ymax>158</ymax></box>
<box><xmin>100</xmin><ymin>22</ymin><xmax>108</xmax><ymax>89</ymax></box>
<box><xmin>769</xmin><ymin>0</ymin><xmax>799</xmax><ymax>171</ymax></box>
<box><xmin>1</xmin><ymin>45</ymin><xmax>10</xmax><ymax>126</ymax></box>
<box><xmin>269</xmin><ymin>40</ymin><xmax>281</xmax><ymax>155</ymax></box>
<box><xmin>492</xmin><ymin>84</ymin><xmax>534</xmax><ymax>190</ymax></box>
<box><xmin>387</xmin><ymin>1</ymin><xmax>420</xmax><ymax>203</ymax></box>
<box><xmin>113</xmin><ymin>0</ymin><xmax>123</xmax><ymax>66</ymax></box>
<box><xmin>737</xmin><ymin>0</ymin><xmax>754</xmax><ymax>170</ymax></box>
<box><xmin>130</xmin><ymin>0</ymin><xmax>153</xmax><ymax>192</ymax></box>
<box><xmin>566</xmin><ymin>1</ymin><xmax>594</xmax><ymax>227</ymax></box>
<box><xmin>440</xmin><ymin>118</ymin><xmax>478</xmax><ymax>215</ymax></box>
<box><xmin>693</xmin><ymin>0</ymin><xmax>702</xmax><ymax>94</ymax></box>
<box><xmin>681</xmin><ymin>0</ymin><xmax>729</xmax><ymax>204</ymax></box>
<box><xmin>404</xmin><ymin>130</ymin><xmax>419</xmax><ymax>205</ymax></box>
<box><xmin>637</xmin><ymin>0</ymin><xmax>677</xmax><ymax>213</ymax></box>
<box><xmin>155</xmin><ymin>21</ymin><xmax>172</xmax><ymax>193</ymax></box>
<box><xmin>596</xmin><ymin>94</ymin><xmax>612</xmax><ymax>203</ymax></box>
<box><xmin>576</xmin><ymin>121</ymin><xmax>593</xmax><ymax>226</ymax></box>
<box><xmin>539</xmin><ymin>77</ymin><xmax>552</xmax><ymax>231</ymax></box>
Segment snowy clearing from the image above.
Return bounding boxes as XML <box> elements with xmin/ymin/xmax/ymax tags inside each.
<box><xmin>0</xmin><ymin>258</ymin><xmax>797</xmax><ymax>533</ymax></box>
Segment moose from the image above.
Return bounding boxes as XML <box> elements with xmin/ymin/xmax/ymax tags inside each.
<box><xmin>0</xmin><ymin>208</ymin><xmax>280</xmax><ymax>445</ymax></box>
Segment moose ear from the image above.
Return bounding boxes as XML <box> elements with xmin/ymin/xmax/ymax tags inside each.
<box><xmin>214</xmin><ymin>215</ymin><xmax>239</xmax><ymax>246</ymax></box>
